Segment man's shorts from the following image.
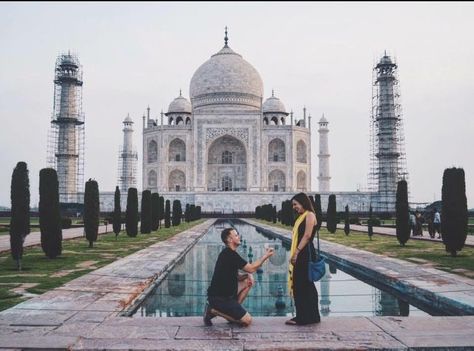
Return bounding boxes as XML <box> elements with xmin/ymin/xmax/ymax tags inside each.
<box><xmin>208</xmin><ymin>296</ymin><xmax>247</xmax><ymax>321</ymax></box>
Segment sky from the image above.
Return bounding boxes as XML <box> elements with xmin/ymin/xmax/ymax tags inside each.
<box><xmin>0</xmin><ymin>1</ymin><xmax>473</xmax><ymax>209</ymax></box>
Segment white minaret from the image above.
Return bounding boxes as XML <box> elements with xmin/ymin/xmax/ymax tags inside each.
<box><xmin>118</xmin><ymin>114</ymin><xmax>138</xmax><ymax>194</ymax></box>
<box><xmin>318</xmin><ymin>114</ymin><xmax>331</xmax><ymax>192</ymax></box>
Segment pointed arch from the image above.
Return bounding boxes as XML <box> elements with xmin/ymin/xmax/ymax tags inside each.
<box><xmin>268</xmin><ymin>138</ymin><xmax>286</xmax><ymax>162</ymax></box>
<box><xmin>169</xmin><ymin>138</ymin><xmax>186</xmax><ymax>162</ymax></box>
<box><xmin>148</xmin><ymin>140</ymin><xmax>157</xmax><ymax>163</ymax></box>
<box><xmin>297</xmin><ymin>140</ymin><xmax>307</xmax><ymax>163</ymax></box>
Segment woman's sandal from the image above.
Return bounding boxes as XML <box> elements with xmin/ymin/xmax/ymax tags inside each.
<box><xmin>285</xmin><ymin>318</ymin><xmax>297</xmax><ymax>325</ymax></box>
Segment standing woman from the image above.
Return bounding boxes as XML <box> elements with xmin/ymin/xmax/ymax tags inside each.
<box><xmin>286</xmin><ymin>192</ymin><xmax>321</xmax><ymax>325</ymax></box>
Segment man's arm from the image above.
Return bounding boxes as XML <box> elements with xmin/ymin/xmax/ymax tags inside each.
<box><xmin>242</xmin><ymin>248</ymin><xmax>274</xmax><ymax>273</ymax></box>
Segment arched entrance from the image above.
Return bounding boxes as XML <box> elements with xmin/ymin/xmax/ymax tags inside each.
<box><xmin>207</xmin><ymin>135</ymin><xmax>247</xmax><ymax>191</ymax></box>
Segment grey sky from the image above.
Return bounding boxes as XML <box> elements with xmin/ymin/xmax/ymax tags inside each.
<box><xmin>1</xmin><ymin>2</ymin><xmax>473</xmax><ymax>208</ymax></box>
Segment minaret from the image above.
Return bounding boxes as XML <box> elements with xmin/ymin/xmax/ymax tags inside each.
<box><xmin>118</xmin><ymin>114</ymin><xmax>138</xmax><ymax>194</ymax></box>
<box><xmin>318</xmin><ymin>114</ymin><xmax>331</xmax><ymax>192</ymax></box>
<box><xmin>369</xmin><ymin>52</ymin><xmax>408</xmax><ymax>212</ymax></box>
<box><xmin>47</xmin><ymin>52</ymin><xmax>84</xmax><ymax>203</ymax></box>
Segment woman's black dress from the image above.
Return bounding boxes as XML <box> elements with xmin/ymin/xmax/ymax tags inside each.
<box><xmin>293</xmin><ymin>218</ymin><xmax>321</xmax><ymax>324</ymax></box>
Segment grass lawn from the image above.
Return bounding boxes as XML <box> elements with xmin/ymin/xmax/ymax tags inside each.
<box><xmin>254</xmin><ymin>219</ymin><xmax>474</xmax><ymax>279</ymax></box>
<box><xmin>0</xmin><ymin>219</ymin><xmax>205</xmax><ymax>312</ymax></box>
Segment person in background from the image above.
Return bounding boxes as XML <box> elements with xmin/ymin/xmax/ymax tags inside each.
<box><xmin>410</xmin><ymin>212</ymin><xmax>417</xmax><ymax>236</ymax></box>
<box><xmin>433</xmin><ymin>208</ymin><xmax>441</xmax><ymax>239</ymax></box>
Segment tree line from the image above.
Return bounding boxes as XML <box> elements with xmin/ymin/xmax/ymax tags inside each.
<box><xmin>254</xmin><ymin>166</ymin><xmax>468</xmax><ymax>256</ymax></box>
<box><xmin>8</xmin><ymin>163</ymin><xmax>201</xmax><ymax>270</ymax></box>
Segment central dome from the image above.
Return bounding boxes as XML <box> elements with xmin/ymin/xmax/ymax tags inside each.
<box><xmin>189</xmin><ymin>45</ymin><xmax>264</xmax><ymax>110</ymax></box>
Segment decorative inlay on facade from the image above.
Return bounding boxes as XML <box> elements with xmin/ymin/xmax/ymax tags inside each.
<box><xmin>192</xmin><ymin>92</ymin><xmax>261</xmax><ymax>110</ymax></box>
<box><xmin>206</xmin><ymin>128</ymin><xmax>249</xmax><ymax>146</ymax></box>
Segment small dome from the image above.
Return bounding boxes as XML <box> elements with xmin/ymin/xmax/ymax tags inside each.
<box><xmin>263</xmin><ymin>94</ymin><xmax>287</xmax><ymax>114</ymax></box>
<box><xmin>167</xmin><ymin>94</ymin><xmax>191</xmax><ymax>114</ymax></box>
<box><xmin>59</xmin><ymin>53</ymin><xmax>79</xmax><ymax>67</ymax></box>
<box><xmin>319</xmin><ymin>114</ymin><xmax>328</xmax><ymax>123</ymax></box>
<box><xmin>379</xmin><ymin>54</ymin><xmax>393</xmax><ymax>65</ymax></box>
<box><xmin>124</xmin><ymin>114</ymin><xmax>133</xmax><ymax>123</ymax></box>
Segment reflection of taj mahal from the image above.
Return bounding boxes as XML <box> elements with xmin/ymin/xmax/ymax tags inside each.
<box><xmin>142</xmin><ymin>30</ymin><xmax>314</xmax><ymax>212</ymax></box>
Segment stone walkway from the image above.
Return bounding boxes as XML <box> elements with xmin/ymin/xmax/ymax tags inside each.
<box><xmin>0</xmin><ymin>225</ymin><xmax>112</xmax><ymax>253</ymax></box>
<box><xmin>0</xmin><ymin>219</ymin><xmax>473</xmax><ymax>350</ymax></box>
<box><xmin>341</xmin><ymin>223</ymin><xmax>474</xmax><ymax>247</ymax></box>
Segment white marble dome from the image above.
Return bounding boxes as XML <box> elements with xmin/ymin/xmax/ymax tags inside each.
<box><xmin>189</xmin><ymin>45</ymin><xmax>264</xmax><ymax>110</ymax></box>
<box><xmin>263</xmin><ymin>95</ymin><xmax>287</xmax><ymax>114</ymax></box>
<box><xmin>167</xmin><ymin>94</ymin><xmax>192</xmax><ymax>114</ymax></box>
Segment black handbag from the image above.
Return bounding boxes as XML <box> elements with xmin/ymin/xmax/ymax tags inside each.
<box><xmin>308</xmin><ymin>229</ymin><xmax>326</xmax><ymax>282</ymax></box>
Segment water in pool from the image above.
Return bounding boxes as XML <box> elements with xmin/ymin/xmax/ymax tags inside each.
<box><xmin>134</xmin><ymin>220</ymin><xmax>429</xmax><ymax>317</ymax></box>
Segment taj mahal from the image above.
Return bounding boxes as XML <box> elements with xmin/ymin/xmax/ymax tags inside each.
<box><xmin>50</xmin><ymin>29</ymin><xmax>406</xmax><ymax>213</ymax></box>
<box><xmin>139</xmin><ymin>30</ymin><xmax>373</xmax><ymax>213</ymax></box>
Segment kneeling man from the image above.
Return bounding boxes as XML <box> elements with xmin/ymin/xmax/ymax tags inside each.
<box><xmin>204</xmin><ymin>227</ymin><xmax>274</xmax><ymax>326</ymax></box>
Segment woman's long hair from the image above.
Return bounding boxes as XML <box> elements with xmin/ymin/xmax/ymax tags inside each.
<box><xmin>291</xmin><ymin>192</ymin><xmax>315</xmax><ymax>213</ymax></box>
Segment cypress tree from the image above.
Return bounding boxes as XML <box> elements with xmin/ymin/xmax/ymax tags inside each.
<box><xmin>368</xmin><ymin>205</ymin><xmax>374</xmax><ymax>240</ymax></box>
<box><xmin>272</xmin><ymin>205</ymin><xmax>277</xmax><ymax>223</ymax></box>
<box><xmin>84</xmin><ymin>179</ymin><xmax>100</xmax><ymax>248</ymax></box>
<box><xmin>172</xmin><ymin>200</ymin><xmax>182</xmax><ymax>226</ymax></box>
<box><xmin>126</xmin><ymin>187</ymin><xmax>138</xmax><ymax>237</ymax></box>
<box><xmin>151</xmin><ymin>193</ymin><xmax>159</xmax><ymax>231</ymax></box>
<box><xmin>158</xmin><ymin>196</ymin><xmax>165</xmax><ymax>228</ymax></box>
<box><xmin>442</xmin><ymin>168</ymin><xmax>468</xmax><ymax>257</ymax></box>
<box><xmin>112</xmin><ymin>186</ymin><xmax>121</xmax><ymax>239</ymax></box>
<box><xmin>396</xmin><ymin>180</ymin><xmax>410</xmax><ymax>246</ymax></box>
<box><xmin>140</xmin><ymin>190</ymin><xmax>152</xmax><ymax>234</ymax></box>
<box><xmin>10</xmin><ymin>162</ymin><xmax>30</xmax><ymax>270</ymax></box>
<box><xmin>314</xmin><ymin>194</ymin><xmax>322</xmax><ymax>231</ymax></box>
<box><xmin>196</xmin><ymin>206</ymin><xmax>201</xmax><ymax>219</ymax></box>
<box><xmin>186</xmin><ymin>204</ymin><xmax>190</xmax><ymax>222</ymax></box>
<box><xmin>189</xmin><ymin>204</ymin><xmax>196</xmax><ymax>221</ymax></box>
<box><xmin>39</xmin><ymin>168</ymin><xmax>62</xmax><ymax>258</ymax></box>
<box><xmin>326</xmin><ymin>194</ymin><xmax>337</xmax><ymax>233</ymax></box>
<box><xmin>165</xmin><ymin>200</ymin><xmax>171</xmax><ymax>228</ymax></box>
<box><xmin>344</xmin><ymin>205</ymin><xmax>350</xmax><ymax>235</ymax></box>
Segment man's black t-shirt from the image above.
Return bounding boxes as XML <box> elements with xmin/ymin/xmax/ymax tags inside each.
<box><xmin>207</xmin><ymin>247</ymin><xmax>248</xmax><ymax>298</ymax></box>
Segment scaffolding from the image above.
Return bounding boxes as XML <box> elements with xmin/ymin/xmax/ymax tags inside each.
<box><xmin>117</xmin><ymin>116</ymin><xmax>138</xmax><ymax>194</ymax></box>
<box><xmin>368</xmin><ymin>53</ymin><xmax>409</xmax><ymax>212</ymax></box>
<box><xmin>47</xmin><ymin>52</ymin><xmax>85</xmax><ymax>204</ymax></box>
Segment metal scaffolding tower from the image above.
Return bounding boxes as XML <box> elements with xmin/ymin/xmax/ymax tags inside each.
<box><xmin>368</xmin><ymin>52</ymin><xmax>409</xmax><ymax>212</ymax></box>
<box><xmin>117</xmin><ymin>114</ymin><xmax>138</xmax><ymax>194</ymax></box>
<box><xmin>47</xmin><ymin>52</ymin><xmax>85</xmax><ymax>203</ymax></box>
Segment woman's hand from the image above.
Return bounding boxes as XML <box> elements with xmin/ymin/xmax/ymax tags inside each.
<box><xmin>290</xmin><ymin>252</ymin><xmax>298</xmax><ymax>265</ymax></box>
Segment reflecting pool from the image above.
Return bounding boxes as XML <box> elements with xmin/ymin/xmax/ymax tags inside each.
<box><xmin>134</xmin><ymin>220</ymin><xmax>429</xmax><ymax>317</ymax></box>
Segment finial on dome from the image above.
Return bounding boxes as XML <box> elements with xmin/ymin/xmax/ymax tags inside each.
<box><xmin>272</xmin><ymin>89</ymin><xmax>274</xmax><ymax>97</ymax></box>
<box><xmin>224</xmin><ymin>26</ymin><xmax>228</xmax><ymax>47</ymax></box>
<box><xmin>179</xmin><ymin>89</ymin><xmax>182</xmax><ymax>97</ymax></box>
<box><xmin>384</xmin><ymin>49</ymin><xmax>387</xmax><ymax>56</ymax></box>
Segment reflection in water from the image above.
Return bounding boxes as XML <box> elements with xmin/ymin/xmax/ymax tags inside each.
<box><xmin>135</xmin><ymin>220</ymin><xmax>429</xmax><ymax>317</ymax></box>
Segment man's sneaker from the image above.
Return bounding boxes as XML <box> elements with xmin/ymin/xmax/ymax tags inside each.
<box><xmin>203</xmin><ymin>303</ymin><xmax>216</xmax><ymax>326</ymax></box>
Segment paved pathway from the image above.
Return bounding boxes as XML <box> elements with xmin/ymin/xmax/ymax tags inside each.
<box><xmin>0</xmin><ymin>219</ymin><xmax>473</xmax><ymax>350</ymax></box>
<box><xmin>342</xmin><ymin>223</ymin><xmax>474</xmax><ymax>247</ymax></box>
<box><xmin>0</xmin><ymin>225</ymin><xmax>113</xmax><ymax>253</ymax></box>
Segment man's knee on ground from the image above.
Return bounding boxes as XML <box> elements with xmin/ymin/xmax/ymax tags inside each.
<box><xmin>240</xmin><ymin>312</ymin><xmax>252</xmax><ymax>326</ymax></box>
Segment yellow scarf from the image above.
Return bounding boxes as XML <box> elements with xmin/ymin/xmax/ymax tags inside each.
<box><xmin>288</xmin><ymin>210</ymin><xmax>308</xmax><ymax>297</ymax></box>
